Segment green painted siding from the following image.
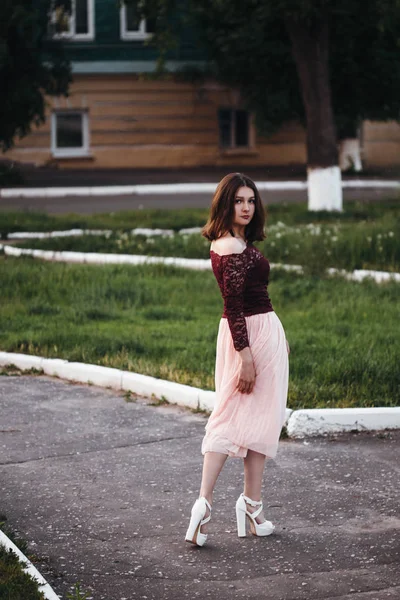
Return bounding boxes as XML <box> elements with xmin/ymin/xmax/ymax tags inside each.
<box><xmin>64</xmin><ymin>0</ymin><xmax>206</xmax><ymax>68</ymax></box>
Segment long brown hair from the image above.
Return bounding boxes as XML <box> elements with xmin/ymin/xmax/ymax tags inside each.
<box><xmin>202</xmin><ymin>172</ymin><xmax>266</xmax><ymax>242</ymax></box>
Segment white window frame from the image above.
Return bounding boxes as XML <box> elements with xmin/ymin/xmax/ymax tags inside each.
<box><xmin>51</xmin><ymin>0</ymin><xmax>95</xmax><ymax>41</ymax></box>
<box><xmin>51</xmin><ymin>110</ymin><xmax>90</xmax><ymax>158</ymax></box>
<box><xmin>120</xmin><ymin>6</ymin><xmax>153</xmax><ymax>40</ymax></box>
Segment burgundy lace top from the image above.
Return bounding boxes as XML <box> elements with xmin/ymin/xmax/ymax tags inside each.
<box><xmin>210</xmin><ymin>242</ymin><xmax>274</xmax><ymax>352</ymax></box>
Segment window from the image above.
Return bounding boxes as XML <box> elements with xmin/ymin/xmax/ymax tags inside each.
<box><xmin>218</xmin><ymin>108</ymin><xmax>250</xmax><ymax>149</ymax></box>
<box><xmin>120</xmin><ymin>5</ymin><xmax>155</xmax><ymax>40</ymax></box>
<box><xmin>50</xmin><ymin>0</ymin><xmax>94</xmax><ymax>40</ymax></box>
<box><xmin>51</xmin><ymin>111</ymin><xmax>90</xmax><ymax>158</ymax></box>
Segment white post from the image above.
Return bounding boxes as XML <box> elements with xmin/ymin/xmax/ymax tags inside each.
<box><xmin>307</xmin><ymin>165</ymin><xmax>343</xmax><ymax>212</ymax></box>
<box><xmin>339</xmin><ymin>138</ymin><xmax>362</xmax><ymax>172</ymax></box>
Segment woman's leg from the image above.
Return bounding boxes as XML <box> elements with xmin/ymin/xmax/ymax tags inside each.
<box><xmin>243</xmin><ymin>449</ymin><xmax>268</xmax><ymax>523</ymax></box>
<box><xmin>198</xmin><ymin>451</ymin><xmax>227</xmax><ymax>532</ymax></box>
<box><xmin>199</xmin><ymin>451</ymin><xmax>227</xmax><ymax>503</ymax></box>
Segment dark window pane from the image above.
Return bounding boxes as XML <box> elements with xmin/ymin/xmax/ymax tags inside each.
<box><xmin>146</xmin><ymin>17</ymin><xmax>156</xmax><ymax>33</ymax></box>
<box><xmin>75</xmin><ymin>0</ymin><xmax>88</xmax><ymax>34</ymax></box>
<box><xmin>56</xmin><ymin>113</ymin><xmax>83</xmax><ymax>148</ymax></box>
<box><xmin>235</xmin><ymin>110</ymin><xmax>249</xmax><ymax>146</ymax></box>
<box><xmin>218</xmin><ymin>109</ymin><xmax>232</xmax><ymax>148</ymax></box>
<box><xmin>126</xmin><ymin>5</ymin><xmax>141</xmax><ymax>31</ymax></box>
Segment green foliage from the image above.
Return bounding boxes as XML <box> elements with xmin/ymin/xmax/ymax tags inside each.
<box><xmin>0</xmin><ymin>545</ymin><xmax>46</xmax><ymax>600</ymax></box>
<box><xmin>0</xmin><ymin>256</ymin><xmax>399</xmax><ymax>408</ymax></box>
<box><xmin>0</xmin><ymin>207</ymin><xmax>209</xmax><ymax>238</ymax></box>
<box><xmin>9</xmin><ymin>199</ymin><xmax>400</xmax><ymax>272</ymax></box>
<box><xmin>0</xmin><ymin>519</ymin><xmax>44</xmax><ymax>600</ymax></box>
<box><xmin>0</xmin><ymin>0</ymin><xmax>71</xmax><ymax>151</ymax></box>
<box><xmin>66</xmin><ymin>582</ymin><xmax>90</xmax><ymax>600</ymax></box>
<box><xmin>128</xmin><ymin>0</ymin><xmax>400</xmax><ymax>142</ymax></box>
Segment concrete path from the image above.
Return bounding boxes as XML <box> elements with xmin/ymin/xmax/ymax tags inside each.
<box><xmin>1</xmin><ymin>374</ymin><xmax>399</xmax><ymax>600</ymax></box>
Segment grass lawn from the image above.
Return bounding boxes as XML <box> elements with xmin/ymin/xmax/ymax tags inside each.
<box><xmin>5</xmin><ymin>198</ymin><xmax>400</xmax><ymax>273</ymax></box>
<box><xmin>1</xmin><ymin>256</ymin><xmax>398</xmax><ymax>409</ymax></box>
<box><xmin>1</xmin><ymin>197</ymin><xmax>400</xmax><ymax>234</ymax></box>
<box><xmin>0</xmin><ymin>517</ymin><xmax>45</xmax><ymax>600</ymax></box>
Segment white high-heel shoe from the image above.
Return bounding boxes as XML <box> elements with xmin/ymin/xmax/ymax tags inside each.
<box><xmin>236</xmin><ymin>493</ymin><xmax>275</xmax><ymax>537</ymax></box>
<box><xmin>185</xmin><ymin>496</ymin><xmax>212</xmax><ymax>547</ymax></box>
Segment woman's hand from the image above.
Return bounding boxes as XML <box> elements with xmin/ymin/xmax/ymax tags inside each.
<box><xmin>238</xmin><ymin>347</ymin><xmax>256</xmax><ymax>394</ymax></box>
<box><xmin>286</xmin><ymin>339</ymin><xmax>290</xmax><ymax>355</ymax></box>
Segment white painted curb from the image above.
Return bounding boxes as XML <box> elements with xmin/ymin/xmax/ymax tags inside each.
<box><xmin>1</xmin><ymin>351</ymin><xmax>399</xmax><ymax>436</ymax></box>
<box><xmin>1</xmin><ymin>243</ymin><xmax>400</xmax><ymax>284</ymax></box>
<box><xmin>287</xmin><ymin>407</ymin><xmax>400</xmax><ymax>438</ymax></box>
<box><xmin>0</xmin><ymin>244</ymin><xmax>213</xmax><ymax>271</ymax></box>
<box><xmin>0</xmin><ymin>351</ymin><xmax>292</xmax><ymax>426</ymax></box>
<box><xmin>1</xmin><ymin>179</ymin><xmax>400</xmax><ymax>198</ymax></box>
<box><xmin>0</xmin><ymin>530</ymin><xmax>61</xmax><ymax>600</ymax></box>
<box><xmin>7</xmin><ymin>226</ymin><xmax>201</xmax><ymax>240</ymax></box>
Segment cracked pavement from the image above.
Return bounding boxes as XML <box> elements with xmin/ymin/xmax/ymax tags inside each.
<box><xmin>0</xmin><ymin>375</ymin><xmax>399</xmax><ymax>600</ymax></box>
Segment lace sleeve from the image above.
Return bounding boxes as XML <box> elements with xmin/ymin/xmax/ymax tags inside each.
<box><xmin>221</xmin><ymin>252</ymin><xmax>250</xmax><ymax>352</ymax></box>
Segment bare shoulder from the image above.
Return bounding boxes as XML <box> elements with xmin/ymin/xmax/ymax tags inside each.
<box><xmin>211</xmin><ymin>235</ymin><xmax>246</xmax><ymax>256</ymax></box>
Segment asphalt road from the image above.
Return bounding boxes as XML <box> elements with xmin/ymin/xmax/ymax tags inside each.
<box><xmin>0</xmin><ymin>188</ymin><xmax>397</xmax><ymax>214</ymax></box>
<box><xmin>1</xmin><ymin>375</ymin><xmax>399</xmax><ymax>600</ymax></box>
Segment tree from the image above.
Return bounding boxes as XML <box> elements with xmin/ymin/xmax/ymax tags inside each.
<box><xmin>0</xmin><ymin>0</ymin><xmax>71</xmax><ymax>152</ymax></box>
<box><xmin>126</xmin><ymin>0</ymin><xmax>342</xmax><ymax>210</ymax></box>
<box><xmin>330</xmin><ymin>2</ymin><xmax>400</xmax><ymax>171</ymax></box>
<box><xmin>127</xmin><ymin>0</ymin><xmax>400</xmax><ymax>211</ymax></box>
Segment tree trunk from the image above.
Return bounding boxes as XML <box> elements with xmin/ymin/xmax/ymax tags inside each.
<box><xmin>285</xmin><ymin>16</ymin><xmax>343</xmax><ymax>211</ymax></box>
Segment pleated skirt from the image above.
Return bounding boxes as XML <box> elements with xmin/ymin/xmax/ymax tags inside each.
<box><xmin>201</xmin><ymin>311</ymin><xmax>289</xmax><ymax>459</ymax></box>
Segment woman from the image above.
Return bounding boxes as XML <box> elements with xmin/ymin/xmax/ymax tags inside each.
<box><xmin>185</xmin><ymin>172</ymin><xmax>290</xmax><ymax>547</ymax></box>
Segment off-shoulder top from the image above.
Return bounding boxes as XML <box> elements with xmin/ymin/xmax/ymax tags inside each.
<box><xmin>210</xmin><ymin>242</ymin><xmax>274</xmax><ymax>352</ymax></box>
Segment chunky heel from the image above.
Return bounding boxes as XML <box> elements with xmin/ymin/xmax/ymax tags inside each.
<box><xmin>236</xmin><ymin>493</ymin><xmax>275</xmax><ymax>538</ymax></box>
<box><xmin>236</xmin><ymin>505</ymin><xmax>247</xmax><ymax>537</ymax></box>
<box><xmin>185</xmin><ymin>497</ymin><xmax>212</xmax><ymax>547</ymax></box>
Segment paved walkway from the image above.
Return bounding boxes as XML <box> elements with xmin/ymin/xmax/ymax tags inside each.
<box><xmin>1</xmin><ymin>375</ymin><xmax>399</xmax><ymax>600</ymax></box>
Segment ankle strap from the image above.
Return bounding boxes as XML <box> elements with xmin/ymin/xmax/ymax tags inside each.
<box><xmin>198</xmin><ymin>496</ymin><xmax>212</xmax><ymax>511</ymax></box>
<box><xmin>242</xmin><ymin>493</ymin><xmax>262</xmax><ymax>507</ymax></box>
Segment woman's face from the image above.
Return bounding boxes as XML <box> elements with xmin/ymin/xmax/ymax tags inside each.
<box><xmin>232</xmin><ymin>185</ymin><xmax>256</xmax><ymax>227</ymax></box>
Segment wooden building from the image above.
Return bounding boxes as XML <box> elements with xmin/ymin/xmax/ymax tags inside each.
<box><xmin>6</xmin><ymin>0</ymin><xmax>400</xmax><ymax>171</ymax></box>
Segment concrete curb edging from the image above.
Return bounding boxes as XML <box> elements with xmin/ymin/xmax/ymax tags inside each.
<box><xmin>287</xmin><ymin>407</ymin><xmax>400</xmax><ymax>437</ymax></box>
<box><xmin>1</xmin><ymin>243</ymin><xmax>400</xmax><ymax>284</ymax></box>
<box><xmin>1</xmin><ymin>351</ymin><xmax>400</xmax><ymax>437</ymax></box>
<box><xmin>1</xmin><ymin>179</ymin><xmax>400</xmax><ymax>198</ymax></box>
<box><xmin>0</xmin><ymin>530</ymin><xmax>61</xmax><ymax>600</ymax></box>
<box><xmin>7</xmin><ymin>227</ymin><xmax>202</xmax><ymax>240</ymax></box>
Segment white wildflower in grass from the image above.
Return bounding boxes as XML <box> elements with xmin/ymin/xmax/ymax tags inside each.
<box><xmin>146</xmin><ymin>238</ymin><xmax>155</xmax><ymax>244</ymax></box>
<box><xmin>327</xmin><ymin>250</ymin><xmax>332</xmax><ymax>255</ymax></box>
<box><xmin>388</xmin><ymin>231</ymin><xmax>394</xmax><ymax>237</ymax></box>
<box><xmin>367</xmin><ymin>236</ymin><xmax>372</xmax><ymax>242</ymax></box>
<box><xmin>276</xmin><ymin>232</ymin><xmax>282</xmax><ymax>239</ymax></box>
<box><xmin>308</xmin><ymin>224</ymin><xmax>321</xmax><ymax>236</ymax></box>
<box><xmin>331</xmin><ymin>236</ymin><xmax>338</xmax><ymax>242</ymax></box>
<box><xmin>377</xmin><ymin>234</ymin><xmax>382</xmax><ymax>239</ymax></box>
<box><xmin>270</xmin><ymin>241</ymin><xmax>275</xmax><ymax>247</ymax></box>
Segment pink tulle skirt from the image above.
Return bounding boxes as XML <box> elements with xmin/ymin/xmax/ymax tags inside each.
<box><xmin>201</xmin><ymin>311</ymin><xmax>289</xmax><ymax>459</ymax></box>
